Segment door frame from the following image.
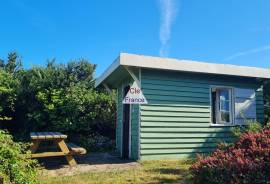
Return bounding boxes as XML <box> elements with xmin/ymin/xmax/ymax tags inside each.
<box><xmin>121</xmin><ymin>84</ymin><xmax>131</xmax><ymax>159</ymax></box>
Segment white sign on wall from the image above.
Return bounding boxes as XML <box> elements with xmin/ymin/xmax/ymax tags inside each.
<box><xmin>122</xmin><ymin>82</ymin><xmax>148</xmax><ymax>104</ymax></box>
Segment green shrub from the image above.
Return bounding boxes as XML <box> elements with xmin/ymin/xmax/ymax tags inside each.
<box><xmin>190</xmin><ymin>126</ymin><xmax>270</xmax><ymax>184</ymax></box>
<box><xmin>0</xmin><ymin>53</ymin><xmax>116</xmax><ymax>151</ymax></box>
<box><xmin>232</xmin><ymin>121</ymin><xmax>262</xmax><ymax>138</ymax></box>
<box><xmin>0</xmin><ymin>130</ymin><xmax>39</xmax><ymax>184</ymax></box>
<box><xmin>73</xmin><ymin>133</ymin><xmax>115</xmax><ymax>152</ymax></box>
<box><xmin>0</xmin><ymin>69</ymin><xmax>19</xmax><ymax>121</ymax></box>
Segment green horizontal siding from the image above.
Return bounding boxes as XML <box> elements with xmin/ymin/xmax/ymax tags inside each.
<box><xmin>142</xmin><ymin>79</ymin><xmax>210</xmax><ymax>89</ymax></box>
<box><xmin>141</xmin><ymin>111</ymin><xmax>210</xmax><ymax>117</ymax></box>
<box><xmin>141</xmin><ymin>132</ymin><xmax>233</xmax><ymax>138</ymax></box>
<box><xmin>130</xmin><ymin>104</ymin><xmax>139</xmax><ymax>160</ymax></box>
<box><xmin>143</xmin><ymin>84</ymin><xmax>209</xmax><ymax>93</ymax></box>
<box><xmin>140</xmin><ymin>153</ymin><xmax>203</xmax><ymax>160</ymax></box>
<box><xmin>256</xmin><ymin>89</ymin><xmax>265</xmax><ymax>123</ymax></box>
<box><xmin>141</xmin><ymin>137</ymin><xmax>235</xmax><ymax>143</ymax></box>
<box><xmin>146</xmin><ymin>95</ymin><xmax>209</xmax><ymax>103</ymax></box>
<box><xmin>141</xmin><ymin>105</ymin><xmax>210</xmax><ymax>112</ymax></box>
<box><xmin>140</xmin><ymin>69</ymin><xmax>264</xmax><ymax>160</ymax></box>
<box><xmin>141</xmin><ymin>122</ymin><xmax>212</xmax><ymax>127</ymax></box>
<box><xmin>141</xmin><ymin>148</ymin><xmax>215</xmax><ymax>154</ymax></box>
<box><xmin>144</xmin><ymin>89</ymin><xmax>210</xmax><ymax>98</ymax></box>
<box><xmin>146</xmin><ymin>100</ymin><xmax>209</xmax><ymax>106</ymax></box>
<box><xmin>141</xmin><ymin>143</ymin><xmax>219</xmax><ymax>149</ymax></box>
<box><xmin>141</xmin><ymin>127</ymin><xmax>233</xmax><ymax>133</ymax></box>
<box><xmin>142</xmin><ymin>72</ymin><xmax>259</xmax><ymax>88</ymax></box>
<box><xmin>141</xmin><ymin>116</ymin><xmax>210</xmax><ymax>122</ymax></box>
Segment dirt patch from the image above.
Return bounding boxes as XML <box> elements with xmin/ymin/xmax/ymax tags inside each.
<box><xmin>39</xmin><ymin>152</ymin><xmax>139</xmax><ymax>177</ymax></box>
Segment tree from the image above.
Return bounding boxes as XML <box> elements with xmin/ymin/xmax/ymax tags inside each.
<box><xmin>16</xmin><ymin>59</ymin><xmax>116</xmax><ymax>150</ymax></box>
<box><xmin>4</xmin><ymin>52</ymin><xmax>22</xmax><ymax>74</ymax></box>
<box><xmin>0</xmin><ymin>52</ymin><xmax>116</xmax><ymax>151</ymax></box>
<box><xmin>0</xmin><ymin>69</ymin><xmax>19</xmax><ymax>122</ymax></box>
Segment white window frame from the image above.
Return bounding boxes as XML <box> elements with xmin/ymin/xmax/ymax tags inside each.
<box><xmin>210</xmin><ymin>86</ymin><xmax>235</xmax><ymax>126</ymax></box>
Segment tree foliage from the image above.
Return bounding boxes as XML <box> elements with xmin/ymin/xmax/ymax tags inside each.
<box><xmin>0</xmin><ymin>69</ymin><xmax>19</xmax><ymax>121</ymax></box>
<box><xmin>0</xmin><ymin>52</ymin><xmax>21</xmax><ymax>122</ymax></box>
<box><xmin>0</xmin><ymin>53</ymin><xmax>116</xmax><ymax>151</ymax></box>
<box><xmin>0</xmin><ymin>130</ymin><xmax>39</xmax><ymax>184</ymax></box>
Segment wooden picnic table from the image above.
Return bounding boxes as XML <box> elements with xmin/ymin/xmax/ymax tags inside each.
<box><xmin>30</xmin><ymin>132</ymin><xmax>85</xmax><ymax>167</ymax></box>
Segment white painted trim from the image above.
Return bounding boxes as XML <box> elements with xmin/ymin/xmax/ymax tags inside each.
<box><xmin>137</xmin><ymin>68</ymin><xmax>141</xmax><ymax>160</ymax></box>
<box><xmin>95</xmin><ymin>57</ymin><xmax>120</xmax><ymax>87</ymax></box>
<box><xmin>124</xmin><ymin>66</ymin><xmax>140</xmax><ymax>87</ymax></box>
<box><xmin>103</xmin><ymin>83</ymin><xmax>112</xmax><ymax>94</ymax></box>
<box><xmin>95</xmin><ymin>53</ymin><xmax>270</xmax><ymax>87</ymax></box>
<box><xmin>210</xmin><ymin>85</ymin><xmax>235</xmax><ymax>126</ymax></box>
<box><xmin>215</xmin><ymin>88</ymin><xmax>233</xmax><ymax>124</ymax></box>
<box><xmin>120</xmin><ymin>53</ymin><xmax>270</xmax><ymax>79</ymax></box>
<box><xmin>210</xmin><ymin>124</ymin><xmax>236</xmax><ymax>127</ymax></box>
<box><xmin>232</xmin><ymin>88</ymin><xmax>236</xmax><ymax>125</ymax></box>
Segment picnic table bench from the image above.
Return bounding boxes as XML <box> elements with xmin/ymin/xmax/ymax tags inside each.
<box><xmin>30</xmin><ymin>132</ymin><xmax>86</xmax><ymax>166</ymax></box>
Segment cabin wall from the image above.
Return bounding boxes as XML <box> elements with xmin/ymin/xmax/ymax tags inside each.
<box><xmin>115</xmin><ymin>73</ymin><xmax>140</xmax><ymax>160</ymax></box>
<box><xmin>140</xmin><ymin>69</ymin><xmax>264</xmax><ymax>160</ymax></box>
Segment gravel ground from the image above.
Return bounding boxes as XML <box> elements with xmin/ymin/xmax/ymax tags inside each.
<box><xmin>39</xmin><ymin>152</ymin><xmax>139</xmax><ymax>177</ymax></box>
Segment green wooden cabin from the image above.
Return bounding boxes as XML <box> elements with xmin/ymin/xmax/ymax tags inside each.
<box><xmin>96</xmin><ymin>53</ymin><xmax>269</xmax><ymax>160</ymax></box>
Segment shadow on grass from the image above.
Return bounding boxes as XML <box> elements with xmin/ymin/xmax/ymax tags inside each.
<box><xmin>37</xmin><ymin>152</ymin><xmax>136</xmax><ymax>170</ymax></box>
<box><xmin>146</xmin><ymin>167</ymin><xmax>193</xmax><ymax>184</ymax></box>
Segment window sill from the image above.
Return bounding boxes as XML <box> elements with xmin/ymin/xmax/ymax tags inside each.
<box><xmin>210</xmin><ymin>124</ymin><xmax>236</xmax><ymax>127</ymax></box>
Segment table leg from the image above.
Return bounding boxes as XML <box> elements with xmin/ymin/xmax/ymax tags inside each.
<box><xmin>30</xmin><ymin>140</ymin><xmax>41</xmax><ymax>153</ymax></box>
<box><xmin>55</xmin><ymin>139</ymin><xmax>77</xmax><ymax>167</ymax></box>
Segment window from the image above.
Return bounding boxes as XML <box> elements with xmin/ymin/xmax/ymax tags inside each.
<box><xmin>211</xmin><ymin>87</ymin><xmax>233</xmax><ymax>125</ymax></box>
<box><xmin>211</xmin><ymin>86</ymin><xmax>257</xmax><ymax>126</ymax></box>
<box><xmin>234</xmin><ymin>88</ymin><xmax>256</xmax><ymax>124</ymax></box>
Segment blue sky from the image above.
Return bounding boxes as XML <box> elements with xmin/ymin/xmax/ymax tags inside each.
<box><xmin>0</xmin><ymin>0</ymin><xmax>270</xmax><ymax>77</ymax></box>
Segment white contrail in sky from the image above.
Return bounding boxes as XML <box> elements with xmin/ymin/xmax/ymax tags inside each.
<box><xmin>224</xmin><ymin>45</ymin><xmax>270</xmax><ymax>61</ymax></box>
<box><xmin>159</xmin><ymin>0</ymin><xmax>178</xmax><ymax>57</ymax></box>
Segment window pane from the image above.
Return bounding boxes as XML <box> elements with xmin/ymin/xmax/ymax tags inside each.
<box><xmin>220</xmin><ymin>101</ymin><xmax>230</xmax><ymax>111</ymax></box>
<box><xmin>219</xmin><ymin>89</ymin><xmax>229</xmax><ymax>101</ymax></box>
<box><xmin>218</xmin><ymin>88</ymin><xmax>231</xmax><ymax>124</ymax></box>
<box><xmin>234</xmin><ymin>88</ymin><xmax>256</xmax><ymax>125</ymax></box>
<box><xmin>221</xmin><ymin>111</ymin><xmax>230</xmax><ymax>123</ymax></box>
<box><xmin>211</xmin><ymin>87</ymin><xmax>232</xmax><ymax>125</ymax></box>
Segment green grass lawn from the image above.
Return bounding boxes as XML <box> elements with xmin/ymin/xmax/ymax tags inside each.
<box><xmin>40</xmin><ymin>160</ymin><xmax>193</xmax><ymax>184</ymax></box>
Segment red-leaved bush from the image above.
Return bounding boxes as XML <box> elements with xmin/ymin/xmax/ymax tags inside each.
<box><xmin>190</xmin><ymin>127</ymin><xmax>270</xmax><ymax>184</ymax></box>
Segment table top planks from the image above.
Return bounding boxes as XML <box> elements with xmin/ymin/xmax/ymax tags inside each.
<box><xmin>30</xmin><ymin>132</ymin><xmax>67</xmax><ymax>140</ymax></box>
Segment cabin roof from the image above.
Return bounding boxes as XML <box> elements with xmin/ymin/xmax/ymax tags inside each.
<box><xmin>95</xmin><ymin>53</ymin><xmax>270</xmax><ymax>87</ymax></box>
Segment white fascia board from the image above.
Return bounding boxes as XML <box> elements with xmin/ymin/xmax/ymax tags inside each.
<box><xmin>95</xmin><ymin>57</ymin><xmax>120</xmax><ymax>87</ymax></box>
<box><xmin>120</xmin><ymin>53</ymin><xmax>270</xmax><ymax>79</ymax></box>
<box><xmin>96</xmin><ymin>53</ymin><xmax>270</xmax><ymax>87</ymax></box>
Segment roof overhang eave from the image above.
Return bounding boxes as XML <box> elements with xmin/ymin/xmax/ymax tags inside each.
<box><xmin>95</xmin><ymin>57</ymin><xmax>120</xmax><ymax>88</ymax></box>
